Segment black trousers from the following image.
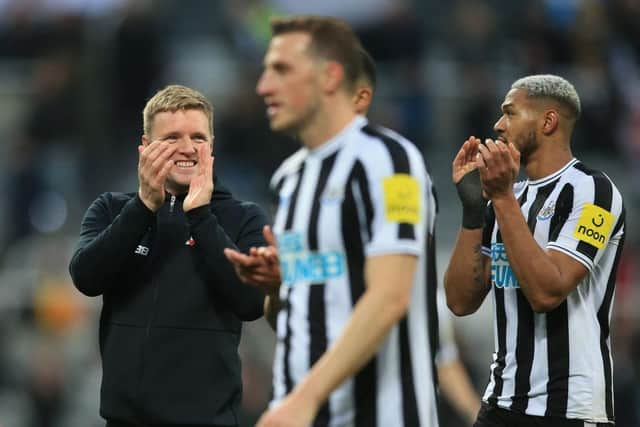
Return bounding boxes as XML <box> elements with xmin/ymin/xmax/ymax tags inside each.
<box><xmin>473</xmin><ymin>403</ymin><xmax>611</xmax><ymax>427</ymax></box>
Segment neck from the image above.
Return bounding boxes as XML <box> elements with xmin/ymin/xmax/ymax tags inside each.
<box><xmin>524</xmin><ymin>138</ymin><xmax>573</xmax><ymax>180</ymax></box>
<box><xmin>299</xmin><ymin>95</ymin><xmax>357</xmax><ymax>149</ymax></box>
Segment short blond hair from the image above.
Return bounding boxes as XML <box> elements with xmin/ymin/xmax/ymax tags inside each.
<box><xmin>142</xmin><ymin>84</ymin><xmax>213</xmax><ymax>137</ymax></box>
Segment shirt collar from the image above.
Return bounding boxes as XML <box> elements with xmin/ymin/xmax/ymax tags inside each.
<box><xmin>307</xmin><ymin>115</ymin><xmax>368</xmax><ymax>160</ymax></box>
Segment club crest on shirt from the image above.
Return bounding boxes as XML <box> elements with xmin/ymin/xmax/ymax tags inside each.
<box><xmin>537</xmin><ymin>201</ymin><xmax>555</xmax><ymax>221</ymax></box>
<box><xmin>320</xmin><ymin>186</ymin><xmax>344</xmax><ymax>204</ymax></box>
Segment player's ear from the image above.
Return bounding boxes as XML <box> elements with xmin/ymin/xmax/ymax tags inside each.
<box><xmin>542</xmin><ymin>110</ymin><xmax>559</xmax><ymax>135</ymax></box>
<box><xmin>354</xmin><ymin>87</ymin><xmax>373</xmax><ymax>115</ymax></box>
<box><xmin>141</xmin><ymin>135</ymin><xmax>150</xmax><ymax>147</ymax></box>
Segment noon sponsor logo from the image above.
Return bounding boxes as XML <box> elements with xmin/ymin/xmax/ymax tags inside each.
<box><xmin>573</xmin><ymin>204</ymin><xmax>613</xmax><ymax>249</ymax></box>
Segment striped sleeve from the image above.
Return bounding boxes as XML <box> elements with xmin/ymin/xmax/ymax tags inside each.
<box><xmin>360</xmin><ymin>125</ymin><xmax>427</xmax><ymax>257</ymax></box>
<box><xmin>547</xmin><ymin>171</ymin><xmax>623</xmax><ymax>271</ymax></box>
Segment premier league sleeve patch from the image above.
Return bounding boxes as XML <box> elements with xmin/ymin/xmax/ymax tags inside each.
<box><xmin>383</xmin><ymin>174</ymin><xmax>420</xmax><ymax>224</ymax></box>
<box><xmin>573</xmin><ymin>203</ymin><xmax>614</xmax><ymax>249</ymax></box>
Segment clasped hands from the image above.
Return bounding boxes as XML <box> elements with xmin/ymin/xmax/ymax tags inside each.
<box><xmin>453</xmin><ymin>136</ymin><xmax>521</xmax><ymax>200</ymax></box>
<box><xmin>137</xmin><ymin>141</ymin><xmax>214</xmax><ymax>212</ymax></box>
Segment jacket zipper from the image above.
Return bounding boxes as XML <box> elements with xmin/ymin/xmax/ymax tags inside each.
<box><xmin>140</xmin><ymin>198</ymin><xmax>173</xmax><ymax>404</ymax></box>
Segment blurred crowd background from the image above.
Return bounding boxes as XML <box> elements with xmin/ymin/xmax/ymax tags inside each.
<box><xmin>0</xmin><ymin>0</ymin><xmax>638</xmax><ymax>426</ymax></box>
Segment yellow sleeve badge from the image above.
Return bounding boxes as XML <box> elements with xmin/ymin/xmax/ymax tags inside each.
<box><xmin>573</xmin><ymin>203</ymin><xmax>614</xmax><ymax>249</ymax></box>
<box><xmin>383</xmin><ymin>174</ymin><xmax>420</xmax><ymax>224</ymax></box>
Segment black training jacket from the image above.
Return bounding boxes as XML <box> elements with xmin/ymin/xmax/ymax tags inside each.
<box><xmin>69</xmin><ymin>182</ymin><xmax>269</xmax><ymax>426</ymax></box>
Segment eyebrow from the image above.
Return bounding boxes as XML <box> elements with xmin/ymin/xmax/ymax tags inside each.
<box><xmin>501</xmin><ymin>102</ymin><xmax>514</xmax><ymax>111</ymax></box>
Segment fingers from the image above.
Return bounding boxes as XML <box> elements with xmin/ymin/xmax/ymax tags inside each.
<box><xmin>224</xmin><ymin>248</ymin><xmax>258</xmax><ymax>266</ymax></box>
<box><xmin>465</xmin><ymin>136</ymin><xmax>481</xmax><ymax>164</ymax></box>
<box><xmin>140</xmin><ymin>142</ymin><xmax>176</xmax><ymax>179</ymax></box>
<box><xmin>453</xmin><ymin>136</ymin><xmax>483</xmax><ymax>183</ymax></box>
<box><xmin>196</xmin><ymin>144</ymin><xmax>211</xmax><ymax>177</ymax></box>
<box><xmin>263</xmin><ymin>225</ymin><xmax>277</xmax><ymax>247</ymax></box>
<box><xmin>476</xmin><ymin>139</ymin><xmax>511</xmax><ymax>171</ymax></box>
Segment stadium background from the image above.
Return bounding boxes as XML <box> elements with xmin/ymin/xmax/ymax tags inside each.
<box><xmin>0</xmin><ymin>0</ymin><xmax>638</xmax><ymax>426</ymax></box>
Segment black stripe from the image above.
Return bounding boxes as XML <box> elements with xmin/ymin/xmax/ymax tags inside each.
<box><xmin>598</xmin><ymin>207</ymin><xmax>625</xmax><ymax>421</ymax></box>
<box><xmin>511</xmin><ymin>289</ymin><xmax>535</xmax><ymax>414</ymax></box>
<box><xmin>400</xmin><ymin>318</ymin><xmax>420</xmax><ymax>426</ymax></box>
<box><xmin>512</xmin><ymin>181</ymin><xmax>559</xmax><ymax>413</ymax></box>
<box><xmin>548</xmin><ymin>184</ymin><xmax>574</xmax><ymax>242</ymax></box>
<box><xmin>545</xmin><ymin>301</ymin><xmax>569</xmax><ymax>416</ymax></box>
<box><xmin>282</xmin><ymin>288</ymin><xmax>294</xmax><ymax>393</ymax></box>
<box><xmin>352</xmin><ymin>161</ymin><xmax>374</xmax><ymax>240</ymax></box>
<box><xmin>526</xmin><ymin>180</ymin><xmax>558</xmax><ymax>232</ymax></box>
<box><xmin>573</xmin><ymin>163</ymin><xmax>613</xmax><ymax>261</ymax></box>
<box><xmin>361</xmin><ymin>125</ymin><xmax>415</xmax><ymax>240</ymax></box>
<box><xmin>282</xmin><ymin>163</ymin><xmax>306</xmax><ymax>394</ymax></box>
<box><xmin>426</xmin><ymin>231</ymin><xmax>440</xmax><ymax>423</ymax></box>
<box><xmin>488</xmin><ymin>286</ymin><xmax>507</xmax><ymax>406</ymax></box>
<box><xmin>284</xmin><ymin>163</ymin><xmax>305</xmax><ymax>230</ymax></box>
<box><xmin>488</xmin><ymin>190</ymin><xmax>527</xmax><ymax>405</ymax></box>
<box><xmin>307</xmin><ymin>153</ymin><xmax>338</xmax><ymax>427</ymax></box>
<box><xmin>342</xmin><ymin>162</ymin><xmax>376</xmax><ymax>427</ymax></box>
<box><xmin>546</xmin><ymin>183</ymin><xmax>576</xmax><ymax>416</ymax></box>
<box><xmin>482</xmin><ymin>204</ymin><xmax>497</xmax><ymax>248</ymax></box>
<box><xmin>271</xmin><ymin>175</ymin><xmax>287</xmax><ymax>213</ymax></box>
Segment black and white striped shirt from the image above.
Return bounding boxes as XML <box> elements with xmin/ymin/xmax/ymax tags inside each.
<box><xmin>270</xmin><ymin>116</ymin><xmax>439</xmax><ymax>427</ymax></box>
<box><xmin>481</xmin><ymin>158</ymin><xmax>625</xmax><ymax>423</ymax></box>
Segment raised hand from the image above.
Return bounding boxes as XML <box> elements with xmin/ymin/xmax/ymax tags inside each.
<box><xmin>453</xmin><ymin>136</ymin><xmax>488</xmax><ymax>229</ymax></box>
<box><xmin>452</xmin><ymin>136</ymin><xmax>482</xmax><ymax>184</ymax></box>
<box><xmin>138</xmin><ymin>142</ymin><xmax>176</xmax><ymax>212</ymax></box>
<box><xmin>183</xmin><ymin>144</ymin><xmax>214</xmax><ymax>212</ymax></box>
<box><xmin>224</xmin><ymin>225</ymin><xmax>281</xmax><ymax>294</ymax></box>
<box><xmin>475</xmin><ymin>139</ymin><xmax>520</xmax><ymax>200</ymax></box>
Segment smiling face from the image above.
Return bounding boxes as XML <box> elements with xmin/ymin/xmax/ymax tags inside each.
<box><xmin>143</xmin><ymin>108</ymin><xmax>212</xmax><ymax>195</ymax></box>
<box><xmin>493</xmin><ymin>88</ymin><xmax>541</xmax><ymax>165</ymax></box>
<box><xmin>256</xmin><ymin>32</ymin><xmax>324</xmax><ymax>134</ymax></box>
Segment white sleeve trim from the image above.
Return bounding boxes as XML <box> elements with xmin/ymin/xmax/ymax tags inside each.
<box><xmin>547</xmin><ymin>243</ymin><xmax>594</xmax><ymax>271</ymax></box>
<box><xmin>366</xmin><ymin>242</ymin><xmax>421</xmax><ymax>258</ymax></box>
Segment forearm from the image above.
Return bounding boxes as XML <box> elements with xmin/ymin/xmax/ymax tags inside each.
<box><xmin>293</xmin><ymin>283</ymin><xmax>408</xmax><ymax>409</ymax></box>
<box><xmin>438</xmin><ymin>361</ymin><xmax>481</xmax><ymax>425</ymax></box>
<box><xmin>187</xmin><ymin>206</ymin><xmax>266</xmax><ymax>320</ymax></box>
<box><xmin>492</xmin><ymin>195</ymin><xmax>565</xmax><ymax>311</ymax></box>
<box><xmin>444</xmin><ymin>228</ymin><xmax>490</xmax><ymax>316</ymax></box>
<box><xmin>70</xmin><ymin>195</ymin><xmax>154</xmax><ymax>296</ymax></box>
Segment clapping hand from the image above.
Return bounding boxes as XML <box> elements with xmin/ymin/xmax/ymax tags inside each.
<box><xmin>138</xmin><ymin>142</ymin><xmax>177</xmax><ymax>212</ymax></box>
<box><xmin>183</xmin><ymin>143</ymin><xmax>214</xmax><ymax>212</ymax></box>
